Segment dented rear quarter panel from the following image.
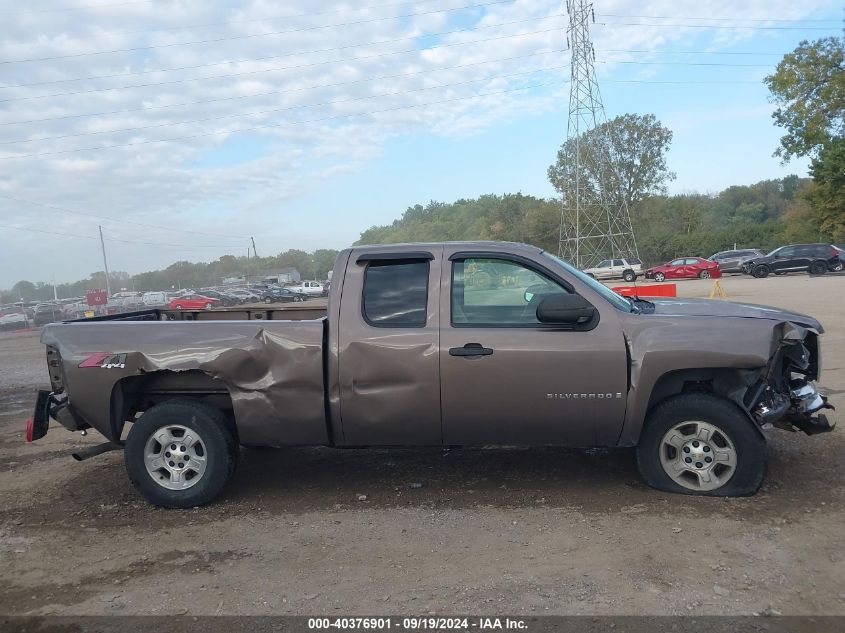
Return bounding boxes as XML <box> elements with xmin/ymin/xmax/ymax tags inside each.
<box><xmin>41</xmin><ymin>320</ymin><xmax>327</xmax><ymax>446</ymax></box>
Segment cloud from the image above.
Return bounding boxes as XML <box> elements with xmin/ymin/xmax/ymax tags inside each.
<box><xmin>0</xmin><ymin>0</ymin><xmax>836</xmax><ymax>286</ymax></box>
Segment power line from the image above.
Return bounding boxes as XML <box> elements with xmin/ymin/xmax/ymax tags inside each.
<box><xmin>0</xmin><ymin>193</ymin><xmax>250</xmax><ymax>239</ymax></box>
<box><xmin>0</xmin><ymin>80</ymin><xmax>566</xmax><ymax>160</ymax></box>
<box><xmin>0</xmin><ymin>49</ymin><xmax>564</xmax><ymax>126</ymax></box>
<box><xmin>596</xmin><ymin>13</ymin><xmax>843</xmax><ymax>24</ymax></box>
<box><xmin>597</xmin><ymin>21</ymin><xmax>838</xmax><ymax>31</ymax></box>
<box><xmin>1</xmin><ymin>65</ymin><xmax>566</xmax><ymax>145</ymax></box>
<box><xmin>0</xmin><ymin>21</ymin><xmax>566</xmax><ymax>102</ymax></box>
<box><xmin>0</xmin><ymin>1</ymin><xmax>538</xmax><ymax>65</ymax></box>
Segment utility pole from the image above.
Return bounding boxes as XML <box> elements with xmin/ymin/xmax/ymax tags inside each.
<box><xmin>250</xmin><ymin>236</ymin><xmax>258</xmax><ymax>258</ymax></box>
<box><xmin>98</xmin><ymin>225</ymin><xmax>112</xmax><ymax>297</ymax></box>
<box><xmin>558</xmin><ymin>0</ymin><xmax>638</xmax><ymax>269</ymax></box>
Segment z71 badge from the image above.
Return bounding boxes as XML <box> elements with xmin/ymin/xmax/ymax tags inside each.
<box><xmin>79</xmin><ymin>352</ymin><xmax>127</xmax><ymax>369</ymax></box>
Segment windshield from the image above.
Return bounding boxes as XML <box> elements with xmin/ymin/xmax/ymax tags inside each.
<box><xmin>541</xmin><ymin>252</ymin><xmax>633</xmax><ymax>313</ymax></box>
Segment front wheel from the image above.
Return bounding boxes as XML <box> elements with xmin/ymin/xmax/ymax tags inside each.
<box><xmin>699</xmin><ymin>270</ymin><xmax>711</xmax><ymax>279</ymax></box>
<box><xmin>204</xmin><ymin>303</ymin><xmax>213</xmax><ymax>310</ymax></box>
<box><xmin>653</xmin><ymin>272</ymin><xmax>666</xmax><ymax>282</ymax></box>
<box><xmin>752</xmin><ymin>265</ymin><xmax>769</xmax><ymax>279</ymax></box>
<box><xmin>264</xmin><ymin>297</ymin><xmax>272</xmax><ymax>304</ymax></box>
<box><xmin>125</xmin><ymin>400</ymin><xmax>238</xmax><ymax>508</ymax></box>
<box><xmin>636</xmin><ymin>394</ymin><xmax>766</xmax><ymax>496</ymax></box>
<box><xmin>622</xmin><ymin>270</ymin><xmax>636</xmax><ymax>282</ymax></box>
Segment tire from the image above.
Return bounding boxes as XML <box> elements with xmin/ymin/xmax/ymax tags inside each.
<box><xmin>204</xmin><ymin>303</ymin><xmax>213</xmax><ymax>310</ymax></box>
<box><xmin>808</xmin><ymin>261</ymin><xmax>827</xmax><ymax>276</ymax></box>
<box><xmin>752</xmin><ymin>265</ymin><xmax>769</xmax><ymax>279</ymax></box>
<box><xmin>831</xmin><ymin>261</ymin><xmax>844</xmax><ymax>272</ymax></box>
<box><xmin>125</xmin><ymin>400</ymin><xmax>238</xmax><ymax>508</ymax></box>
<box><xmin>623</xmin><ymin>270</ymin><xmax>636</xmax><ymax>282</ymax></box>
<box><xmin>174</xmin><ymin>304</ymin><xmax>183</xmax><ymax>310</ymax></box>
<box><xmin>774</xmin><ymin>271</ymin><xmax>785</xmax><ymax>276</ymax></box>
<box><xmin>264</xmin><ymin>297</ymin><xmax>272</xmax><ymax>304</ymax></box>
<box><xmin>636</xmin><ymin>394</ymin><xmax>766</xmax><ymax>497</ymax></box>
<box><xmin>698</xmin><ymin>270</ymin><xmax>711</xmax><ymax>279</ymax></box>
<box><xmin>653</xmin><ymin>272</ymin><xmax>666</xmax><ymax>282</ymax></box>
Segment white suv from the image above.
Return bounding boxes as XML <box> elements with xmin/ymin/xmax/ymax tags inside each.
<box><xmin>582</xmin><ymin>257</ymin><xmax>643</xmax><ymax>282</ymax></box>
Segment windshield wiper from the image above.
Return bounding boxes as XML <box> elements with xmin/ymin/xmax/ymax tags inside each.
<box><xmin>630</xmin><ymin>296</ymin><xmax>656</xmax><ymax>314</ymax></box>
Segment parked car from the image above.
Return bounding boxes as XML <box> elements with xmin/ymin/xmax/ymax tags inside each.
<box><xmin>167</xmin><ymin>294</ymin><xmax>219</xmax><ymax>310</ymax></box>
<box><xmin>708</xmin><ymin>249</ymin><xmax>765</xmax><ymax>274</ymax></box>
<box><xmin>645</xmin><ymin>257</ymin><xmax>721</xmax><ymax>282</ymax></box>
<box><xmin>582</xmin><ymin>257</ymin><xmax>643</xmax><ymax>282</ymax></box>
<box><xmin>30</xmin><ymin>242</ymin><xmax>833</xmax><ymax>507</ymax></box>
<box><xmin>290</xmin><ymin>281</ymin><xmax>324</xmax><ymax>296</ymax></box>
<box><xmin>33</xmin><ymin>303</ymin><xmax>63</xmax><ymax>326</ymax></box>
<box><xmin>197</xmin><ymin>290</ymin><xmax>239</xmax><ymax>307</ymax></box>
<box><xmin>141</xmin><ymin>292</ymin><xmax>167</xmax><ymax>307</ymax></box>
<box><xmin>260</xmin><ymin>287</ymin><xmax>308</xmax><ymax>303</ymax></box>
<box><xmin>741</xmin><ymin>244</ymin><xmax>842</xmax><ymax>278</ymax></box>
<box><xmin>226</xmin><ymin>289</ymin><xmax>260</xmax><ymax>304</ymax></box>
<box><xmin>0</xmin><ymin>312</ymin><xmax>28</xmax><ymax>330</ymax></box>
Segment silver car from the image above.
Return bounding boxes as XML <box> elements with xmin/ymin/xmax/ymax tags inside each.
<box><xmin>709</xmin><ymin>249</ymin><xmax>765</xmax><ymax>273</ymax></box>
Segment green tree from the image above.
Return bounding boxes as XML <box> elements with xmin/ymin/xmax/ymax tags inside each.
<box><xmin>765</xmin><ymin>36</ymin><xmax>844</xmax><ymax>160</ymax></box>
<box><xmin>548</xmin><ymin>113</ymin><xmax>676</xmax><ymax>211</ymax></box>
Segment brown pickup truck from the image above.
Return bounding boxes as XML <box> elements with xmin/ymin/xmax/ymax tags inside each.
<box><xmin>28</xmin><ymin>242</ymin><xmax>834</xmax><ymax>507</ymax></box>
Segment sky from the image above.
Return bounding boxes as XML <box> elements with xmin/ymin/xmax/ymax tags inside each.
<box><xmin>0</xmin><ymin>0</ymin><xmax>842</xmax><ymax>288</ymax></box>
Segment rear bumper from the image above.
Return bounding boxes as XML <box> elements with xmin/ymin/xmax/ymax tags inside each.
<box><xmin>26</xmin><ymin>390</ymin><xmax>89</xmax><ymax>442</ymax></box>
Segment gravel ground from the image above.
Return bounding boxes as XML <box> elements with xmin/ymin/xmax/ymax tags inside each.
<box><xmin>0</xmin><ymin>274</ymin><xmax>843</xmax><ymax>616</ymax></box>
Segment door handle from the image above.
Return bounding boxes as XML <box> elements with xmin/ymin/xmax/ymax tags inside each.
<box><xmin>449</xmin><ymin>343</ymin><xmax>494</xmax><ymax>357</ymax></box>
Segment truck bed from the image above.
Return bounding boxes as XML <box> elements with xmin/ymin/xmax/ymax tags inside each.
<box><xmin>42</xmin><ymin>311</ymin><xmax>330</xmax><ymax>447</ymax></box>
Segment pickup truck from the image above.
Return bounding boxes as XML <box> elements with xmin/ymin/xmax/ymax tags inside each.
<box><xmin>28</xmin><ymin>242</ymin><xmax>834</xmax><ymax>507</ymax></box>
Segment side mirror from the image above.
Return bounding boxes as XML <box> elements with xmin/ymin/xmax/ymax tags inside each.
<box><xmin>536</xmin><ymin>294</ymin><xmax>596</xmax><ymax>325</ymax></box>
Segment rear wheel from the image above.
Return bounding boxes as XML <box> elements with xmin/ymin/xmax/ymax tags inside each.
<box><xmin>204</xmin><ymin>303</ymin><xmax>213</xmax><ymax>310</ymax></box>
<box><xmin>264</xmin><ymin>297</ymin><xmax>272</xmax><ymax>304</ymax></box>
<box><xmin>623</xmin><ymin>270</ymin><xmax>636</xmax><ymax>282</ymax></box>
<box><xmin>808</xmin><ymin>261</ymin><xmax>827</xmax><ymax>276</ymax></box>
<box><xmin>653</xmin><ymin>272</ymin><xmax>666</xmax><ymax>282</ymax></box>
<box><xmin>125</xmin><ymin>400</ymin><xmax>238</xmax><ymax>508</ymax></box>
<box><xmin>752</xmin><ymin>265</ymin><xmax>769</xmax><ymax>279</ymax></box>
<box><xmin>699</xmin><ymin>270</ymin><xmax>711</xmax><ymax>279</ymax></box>
<box><xmin>636</xmin><ymin>394</ymin><xmax>766</xmax><ymax>496</ymax></box>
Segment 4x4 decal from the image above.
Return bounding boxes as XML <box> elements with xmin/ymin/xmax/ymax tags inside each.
<box><xmin>79</xmin><ymin>353</ymin><xmax>127</xmax><ymax>369</ymax></box>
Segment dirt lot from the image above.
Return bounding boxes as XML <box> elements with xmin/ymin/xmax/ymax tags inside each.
<box><xmin>1</xmin><ymin>274</ymin><xmax>843</xmax><ymax>616</ymax></box>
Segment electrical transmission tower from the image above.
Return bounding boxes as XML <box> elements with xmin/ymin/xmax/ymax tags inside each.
<box><xmin>557</xmin><ymin>0</ymin><xmax>638</xmax><ymax>269</ymax></box>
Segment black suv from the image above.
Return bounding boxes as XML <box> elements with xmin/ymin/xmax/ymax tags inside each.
<box><xmin>742</xmin><ymin>243</ymin><xmax>842</xmax><ymax>278</ymax></box>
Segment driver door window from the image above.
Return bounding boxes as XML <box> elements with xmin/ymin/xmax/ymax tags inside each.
<box><xmin>451</xmin><ymin>258</ymin><xmax>569</xmax><ymax>326</ymax></box>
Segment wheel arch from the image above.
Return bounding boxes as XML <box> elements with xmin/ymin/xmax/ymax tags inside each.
<box><xmin>624</xmin><ymin>367</ymin><xmax>764</xmax><ymax>445</ymax></box>
<box><xmin>110</xmin><ymin>370</ymin><xmax>236</xmax><ymax>442</ymax></box>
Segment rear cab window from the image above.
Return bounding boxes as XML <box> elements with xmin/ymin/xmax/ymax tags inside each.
<box><xmin>362</xmin><ymin>260</ymin><xmax>430</xmax><ymax>327</ymax></box>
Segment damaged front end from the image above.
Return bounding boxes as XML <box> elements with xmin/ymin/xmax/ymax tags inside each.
<box><xmin>748</xmin><ymin>323</ymin><xmax>835</xmax><ymax>435</ymax></box>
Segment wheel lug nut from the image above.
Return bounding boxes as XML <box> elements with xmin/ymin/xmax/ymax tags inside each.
<box><xmin>695</xmin><ymin>462</ymin><xmax>703</xmax><ymax>469</ymax></box>
<box><xmin>685</xmin><ymin>457</ymin><xmax>692</xmax><ymax>463</ymax></box>
<box><xmin>170</xmin><ymin>444</ymin><xmax>176</xmax><ymax>450</ymax></box>
<box><xmin>703</xmin><ymin>446</ymin><xmax>710</xmax><ymax>453</ymax></box>
<box><xmin>168</xmin><ymin>461</ymin><xmax>175</xmax><ymax>467</ymax></box>
<box><xmin>692</xmin><ymin>441</ymin><xmax>699</xmax><ymax>448</ymax></box>
<box><xmin>683</xmin><ymin>446</ymin><xmax>690</xmax><ymax>453</ymax></box>
<box><xmin>178</xmin><ymin>463</ymin><xmax>184</xmax><ymax>468</ymax></box>
<box><xmin>705</xmin><ymin>457</ymin><xmax>712</xmax><ymax>463</ymax></box>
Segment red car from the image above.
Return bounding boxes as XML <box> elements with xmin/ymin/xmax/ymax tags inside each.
<box><xmin>645</xmin><ymin>257</ymin><xmax>721</xmax><ymax>282</ymax></box>
<box><xmin>168</xmin><ymin>294</ymin><xmax>219</xmax><ymax>310</ymax></box>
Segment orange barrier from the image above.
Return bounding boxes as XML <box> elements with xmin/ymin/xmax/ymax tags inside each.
<box><xmin>611</xmin><ymin>283</ymin><xmax>677</xmax><ymax>298</ymax></box>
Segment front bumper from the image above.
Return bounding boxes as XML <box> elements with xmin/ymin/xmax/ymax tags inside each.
<box><xmin>754</xmin><ymin>380</ymin><xmax>835</xmax><ymax>435</ymax></box>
